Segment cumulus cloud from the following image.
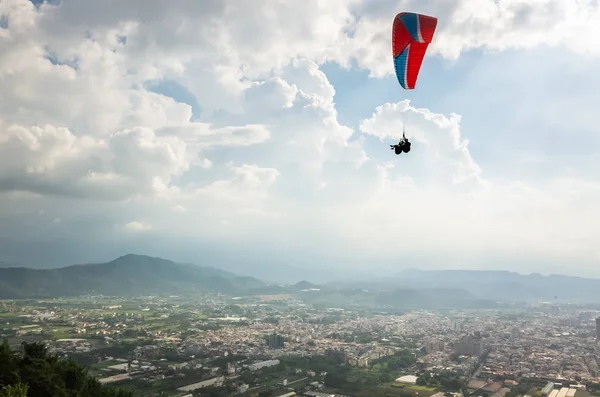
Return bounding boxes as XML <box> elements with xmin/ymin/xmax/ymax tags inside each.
<box><xmin>1</xmin><ymin>0</ymin><xmax>600</xmax><ymax>276</ymax></box>
<box><xmin>360</xmin><ymin>101</ymin><xmax>483</xmax><ymax>188</ymax></box>
<box><xmin>0</xmin><ymin>122</ymin><xmax>190</xmax><ymax>199</ymax></box>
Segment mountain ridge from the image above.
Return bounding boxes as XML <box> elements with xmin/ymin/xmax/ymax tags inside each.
<box><xmin>0</xmin><ymin>254</ymin><xmax>265</xmax><ymax>298</ymax></box>
<box><xmin>3</xmin><ymin>255</ymin><xmax>600</xmax><ymax>303</ymax></box>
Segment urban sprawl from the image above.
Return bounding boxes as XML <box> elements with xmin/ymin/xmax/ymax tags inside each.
<box><xmin>2</xmin><ymin>295</ymin><xmax>600</xmax><ymax>397</ymax></box>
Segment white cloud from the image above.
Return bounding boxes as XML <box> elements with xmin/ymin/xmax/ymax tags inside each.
<box><xmin>184</xmin><ymin>163</ymin><xmax>280</xmax><ymax>210</ymax></box>
<box><xmin>360</xmin><ymin>101</ymin><xmax>483</xmax><ymax>188</ymax></box>
<box><xmin>123</xmin><ymin>221</ymin><xmax>152</xmax><ymax>232</ymax></box>
<box><xmin>331</xmin><ymin>0</ymin><xmax>600</xmax><ymax>77</ymax></box>
<box><xmin>339</xmin><ymin>104</ymin><xmax>600</xmax><ymax>260</ymax></box>
<box><xmin>1</xmin><ymin>0</ymin><xmax>600</xmax><ymax>275</ymax></box>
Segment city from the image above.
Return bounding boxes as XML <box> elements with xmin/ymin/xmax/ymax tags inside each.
<box><xmin>2</xmin><ymin>294</ymin><xmax>600</xmax><ymax>397</ymax></box>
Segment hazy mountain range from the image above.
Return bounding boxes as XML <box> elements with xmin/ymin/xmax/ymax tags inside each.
<box><xmin>354</xmin><ymin>268</ymin><xmax>600</xmax><ymax>303</ymax></box>
<box><xmin>1</xmin><ymin>254</ymin><xmax>600</xmax><ymax>305</ymax></box>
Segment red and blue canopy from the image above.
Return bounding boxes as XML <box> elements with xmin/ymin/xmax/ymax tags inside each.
<box><xmin>392</xmin><ymin>12</ymin><xmax>438</xmax><ymax>90</ymax></box>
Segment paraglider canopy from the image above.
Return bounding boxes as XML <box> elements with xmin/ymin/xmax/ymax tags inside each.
<box><xmin>392</xmin><ymin>12</ymin><xmax>438</xmax><ymax>90</ymax></box>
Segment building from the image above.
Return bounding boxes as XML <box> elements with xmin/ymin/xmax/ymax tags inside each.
<box><xmin>455</xmin><ymin>333</ymin><xmax>483</xmax><ymax>357</ymax></box>
<box><xmin>357</xmin><ymin>357</ymin><xmax>369</xmax><ymax>368</ymax></box>
<box><xmin>248</xmin><ymin>359</ymin><xmax>280</xmax><ymax>371</ymax></box>
<box><xmin>596</xmin><ymin>317</ymin><xmax>600</xmax><ymax>341</ymax></box>
<box><xmin>346</xmin><ymin>355</ymin><xmax>369</xmax><ymax>368</ymax></box>
<box><xmin>176</xmin><ymin>377</ymin><xmax>224</xmax><ymax>392</ymax></box>
<box><xmin>452</xmin><ymin>320</ymin><xmax>462</xmax><ymax>332</ymax></box>
<box><xmin>267</xmin><ymin>333</ymin><xmax>285</xmax><ymax>349</ymax></box>
<box><xmin>305</xmin><ymin>392</ymin><xmax>351</xmax><ymax>397</ymax></box>
<box><xmin>425</xmin><ymin>339</ymin><xmax>445</xmax><ymax>354</ymax></box>
<box><xmin>396</xmin><ymin>375</ymin><xmax>418</xmax><ymax>384</ymax></box>
<box><xmin>542</xmin><ymin>381</ymin><xmax>554</xmax><ymax>396</ymax></box>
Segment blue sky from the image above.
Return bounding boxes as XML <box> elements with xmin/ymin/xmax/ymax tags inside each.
<box><xmin>2</xmin><ymin>0</ymin><xmax>600</xmax><ymax>282</ymax></box>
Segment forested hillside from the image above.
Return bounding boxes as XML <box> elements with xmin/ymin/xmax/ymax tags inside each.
<box><xmin>0</xmin><ymin>339</ymin><xmax>132</xmax><ymax>397</ymax></box>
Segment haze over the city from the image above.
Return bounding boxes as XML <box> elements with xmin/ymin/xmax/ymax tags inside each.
<box><xmin>1</xmin><ymin>0</ymin><xmax>600</xmax><ymax>279</ymax></box>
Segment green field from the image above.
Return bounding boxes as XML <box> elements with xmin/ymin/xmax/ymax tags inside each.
<box><xmin>0</xmin><ymin>312</ymin><xmax>29</xmax><ymax>318</ymax></box>
<box><xmin>91</xmin><ymin>360</ymin><xmax>122</xmax><ymax>370</ymax></box>
<box><xmin>46</xmin><ymin>325</ymin><xmax>76</xmax><ymax>339</ymax></box>
<box><xmin>50</xmin><ymin>331</ymin><xmax>73</xmax><ymax>340</ymax></box>
<box><xmin>387</xmin><ymin>384</ymin><xmax>438</xmax><ymax>396</ymax></box>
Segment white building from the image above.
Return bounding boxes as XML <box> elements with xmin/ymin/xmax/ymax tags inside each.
<box><xmin>248</xmin><ymin>359</ymin><xmax>280</xmax><ymax>371</ymax></box>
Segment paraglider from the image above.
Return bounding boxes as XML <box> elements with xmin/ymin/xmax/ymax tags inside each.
<box><xmin>392</xmin><ymin>12</ymin><xmax>438</xmax><ymax>90</ymax></box>
<box><xmin>389</xmin><ymin>12</ymin><xmax>437</xmax><ymax>156</ymax></box>
<box><xmin>390</xmin><ymin>128</ymin><xmax>411</xmax><ymax>155</ymax></box>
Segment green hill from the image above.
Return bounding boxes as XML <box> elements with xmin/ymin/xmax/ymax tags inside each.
<box><xmin>0</xmin><ymin>254</ymin><xmax>265</xmax><ymax>298</ymax></box>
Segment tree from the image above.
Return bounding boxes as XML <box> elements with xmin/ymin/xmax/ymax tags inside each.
<box><xmin>379</xmin><ymin>373</ymin><xmax>393</xmax><ymax>383</ymax></box>
<box><xmin>0</xmin><ymin>383</ymin><xmax>29</xmax><ymax>397</ymax></box>
<box><xmin>0</xmin><ymin>338</ymin><xmax>19</xmax><ymax>388</ymax></box>
<box><xmin>325</xmin><ymin>371</ymin><xmax>350</xmax><ymax>389</ymax></box>
<box><xmin>440</xmin><ymin>376</ymin><xmax>462</xmax><ymax>391</ymax></box>
<box><xmin>0</xmin><ymin>340</ymin><xmax>133</xmax><ymax>397</ymax></box>
<box><xmin>240</xmin><ymin>370</ymin><xmax>254</xmax><ymax>385</ymax></box>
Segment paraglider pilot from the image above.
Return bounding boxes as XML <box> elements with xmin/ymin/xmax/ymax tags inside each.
<box><xmin>390</xmin><ymin>131</ymin><xmax>411</xmax><ymax>155</ymax></box>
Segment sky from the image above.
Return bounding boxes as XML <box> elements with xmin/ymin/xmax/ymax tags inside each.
<box><xmin>1</xmin><ymin>0</ymin><xmax>600</xmax><ymax>282</ymax></box>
